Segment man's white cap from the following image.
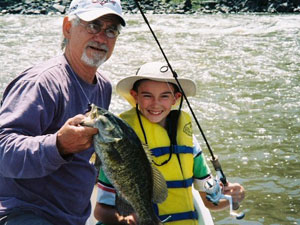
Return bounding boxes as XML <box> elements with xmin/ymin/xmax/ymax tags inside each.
<box><xmin>68</xmin><ymin>0</ymin><xmax>126</xmax><ymax>26</ymax></box>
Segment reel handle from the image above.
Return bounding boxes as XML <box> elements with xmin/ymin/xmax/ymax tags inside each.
<box><xmin>222</xmin><ymin>195</ymin><xmax>245</xmax><ymax>220</ymax></box>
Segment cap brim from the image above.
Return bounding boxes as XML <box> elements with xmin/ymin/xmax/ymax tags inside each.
<box><xmin>116</xmin><ymin>75</ymin><xmax>196</xmax><ymax>107</ymax></box>
<box><xmin>77</xmin><ymin>8</ymin><xmax>126</xmax><ymax>26</ymax></box>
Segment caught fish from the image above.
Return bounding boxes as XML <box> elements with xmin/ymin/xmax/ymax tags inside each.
<box><xmin>82</xmin><ymin>104</ymin><xmax>168</xmax><ymax>225</ymax></box>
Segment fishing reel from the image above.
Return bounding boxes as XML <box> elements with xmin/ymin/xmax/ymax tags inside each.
<box><xmin>204</xmin><ymin>171</ymin><xmax>245</xmax><ymax>220</ymax></box>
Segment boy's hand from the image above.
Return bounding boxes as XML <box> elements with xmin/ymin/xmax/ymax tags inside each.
<box><xmin>223</xmin><ymin>182</ymin><xmax>245</xmax><ymax>204</ymax></box>
<box><xmin>120</xmin><ymin>214</ymin><xmax>138</xmax><ymax>225</ymax></box>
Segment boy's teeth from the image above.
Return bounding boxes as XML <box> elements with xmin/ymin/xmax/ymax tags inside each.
<box><xmin>150</xmin><ymin>111</ymin><xmax>160</xmax><ymax>115</ymax></box>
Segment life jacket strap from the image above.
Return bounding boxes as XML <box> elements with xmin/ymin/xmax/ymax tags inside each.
<box><xmin>166</xmin><ymin>177</ymin><xmax>193</xmax><ymax>188</ymax></box>
<box><xmin>151</xmin><ymin>146</ymin><xmax>193</xmax><ymax>157</ymax></box>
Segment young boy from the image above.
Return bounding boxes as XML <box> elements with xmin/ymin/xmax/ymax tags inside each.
<box><xmin>93</xmin><ymin>62</ymin><xmax>245</xmax><ymax>225</ymax></box>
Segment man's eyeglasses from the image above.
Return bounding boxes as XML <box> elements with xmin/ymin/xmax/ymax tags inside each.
<box><xmin>78</xmin><ymin>19</ymin><xmax>120</xmax><ymax>39</ymax></box>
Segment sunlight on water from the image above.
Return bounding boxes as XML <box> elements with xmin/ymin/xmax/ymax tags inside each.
<box><xmin>0</xmin><ymin>13</ymin><xmax>299</xmax><ymax>224</ymax></box>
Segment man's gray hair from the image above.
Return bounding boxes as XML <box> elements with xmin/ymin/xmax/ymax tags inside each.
<box><xmin>61</xmin><ymin>15</ymin><xmax>79</xmax><ymax>50</ymax></box>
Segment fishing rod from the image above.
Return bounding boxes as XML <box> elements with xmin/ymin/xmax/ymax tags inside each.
<box><xmin>133</xmin><ymin>0</ymin><xmax>244</xmax><ymax>219</ymax></box>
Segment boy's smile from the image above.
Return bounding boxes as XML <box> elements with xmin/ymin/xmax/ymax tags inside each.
<box><xmin>130</xmin><ymin>80</ymin><xmax>181</xmax><ymax>127</ymax></box>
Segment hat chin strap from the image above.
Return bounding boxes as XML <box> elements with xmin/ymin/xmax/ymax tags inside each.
<box><xmin>178</xmin><ymin>95</ymin><xmax>183</xmax><ymax>111</ymax></box>
<box><xmin>135</xmin><ymin>104</ymin><xmax>148</xmax><ymax>146</ymax></box>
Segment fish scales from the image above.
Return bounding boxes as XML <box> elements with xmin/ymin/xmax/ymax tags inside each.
<box><xmin>82</xmin><ymin>104</ymin><xmax>167</xmax><ymax>225</ymax></box>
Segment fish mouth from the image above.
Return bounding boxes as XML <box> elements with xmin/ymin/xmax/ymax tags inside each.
<box><xmin>80</xmin><ymin>118</ymin><xmax>94</xmax><ymax>127</ymax></box>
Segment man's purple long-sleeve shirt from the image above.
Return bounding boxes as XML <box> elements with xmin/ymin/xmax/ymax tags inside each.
<box><xmin>0</xmin><ymin>55</ymin><xmax>112</xmax><ymax>225</ymax></box>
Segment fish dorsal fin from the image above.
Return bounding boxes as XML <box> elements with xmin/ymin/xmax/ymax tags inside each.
<box><xmin>142</xmin><ymin>144</ymin><xmax>168</xmax><ymax>204</ymax></box>
<box><xmin>151</xmin><ymin>164</ymin><xmax>168</xmax><ymax>203</ymax></box>
<box><xmin>142</xmin><ymin>144</ymin><xmax>152</xmax><ymax>161</ymax></box>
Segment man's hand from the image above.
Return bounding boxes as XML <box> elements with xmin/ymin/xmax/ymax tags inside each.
<box><xmin>56</xmin><ymin>114</ymin><xmax>98</xmax><ymax>156</ymax></box>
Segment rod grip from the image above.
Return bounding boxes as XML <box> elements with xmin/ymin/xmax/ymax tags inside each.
<box><xmin>210</xmin><ymin>155</ymin><xmax>227</xmax><ymax>185</ymax></box>
<box><xmin>210</xmin><ymin>155</ymin><xmax>222</xmax><ymax>171</ymax></box>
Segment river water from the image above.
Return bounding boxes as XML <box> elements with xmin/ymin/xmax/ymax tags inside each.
<box><xmin>0</xmin><ymin>13</ymin><xmax>299</xmax><ymax>225</ymax></box>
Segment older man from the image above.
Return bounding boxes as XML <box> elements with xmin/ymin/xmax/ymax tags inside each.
<box><xmin>0</xmin><ymin>0</ymin><xmax>125</xmax><ymax>224</ymax></box>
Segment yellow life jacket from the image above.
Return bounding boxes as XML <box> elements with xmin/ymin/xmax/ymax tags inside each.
<box><xmin>120</xmin><ymin>108</ymin><xmax>198</xmax><ymax>225</ymax></box>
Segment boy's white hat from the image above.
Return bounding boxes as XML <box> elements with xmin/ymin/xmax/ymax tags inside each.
<box><xmin>68</xmin><ymin>0</ymin><xmax>126</xmax><ymax>26</ymax></box>
<box><xmin>116</xmin><ymin>61</ymin><xmax>197</xmax><ymax>107</ymax></box>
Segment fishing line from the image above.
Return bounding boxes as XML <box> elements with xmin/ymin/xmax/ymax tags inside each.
<box><xmin>132</xmin><ymin>1</ymin><xmax>245</xmax><ymax>219</ymax></box>
<box><xmin>133</xmin><ymin>0</ymin><xmax>225</xmax><ymax>180</ymax></box>
<box><xmin>133</xmin><ymin>1</ymin><xmax>246</xmax><ymax>218</ymax></box>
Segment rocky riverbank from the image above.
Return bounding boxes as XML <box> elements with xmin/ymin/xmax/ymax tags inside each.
<box><xmin>0</xmin><ymin>0</ymin><xmax>300</xmax><ymax>16</ymax></box>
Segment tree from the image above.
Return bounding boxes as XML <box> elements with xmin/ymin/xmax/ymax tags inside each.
<box><xmin>184</xmin><ymin>0</ymin><xmax>192</xmax><ymax>9</ymax></box>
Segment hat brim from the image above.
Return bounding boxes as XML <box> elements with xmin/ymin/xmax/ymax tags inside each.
<box><xmin>116</xmin><ymin>75</ymin><xmax>196</xmax><ymax>107</ymax></box>
<box><xmin>77</xmin><ymin>8</ymin><xmax>126</xmax><ymax>26</ymax></box>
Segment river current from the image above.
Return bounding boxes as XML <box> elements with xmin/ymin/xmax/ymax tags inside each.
<box><xmin>0</xmin><ymin>13</ymin><xmax>299</xmax><ymax>224</ymax></box>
